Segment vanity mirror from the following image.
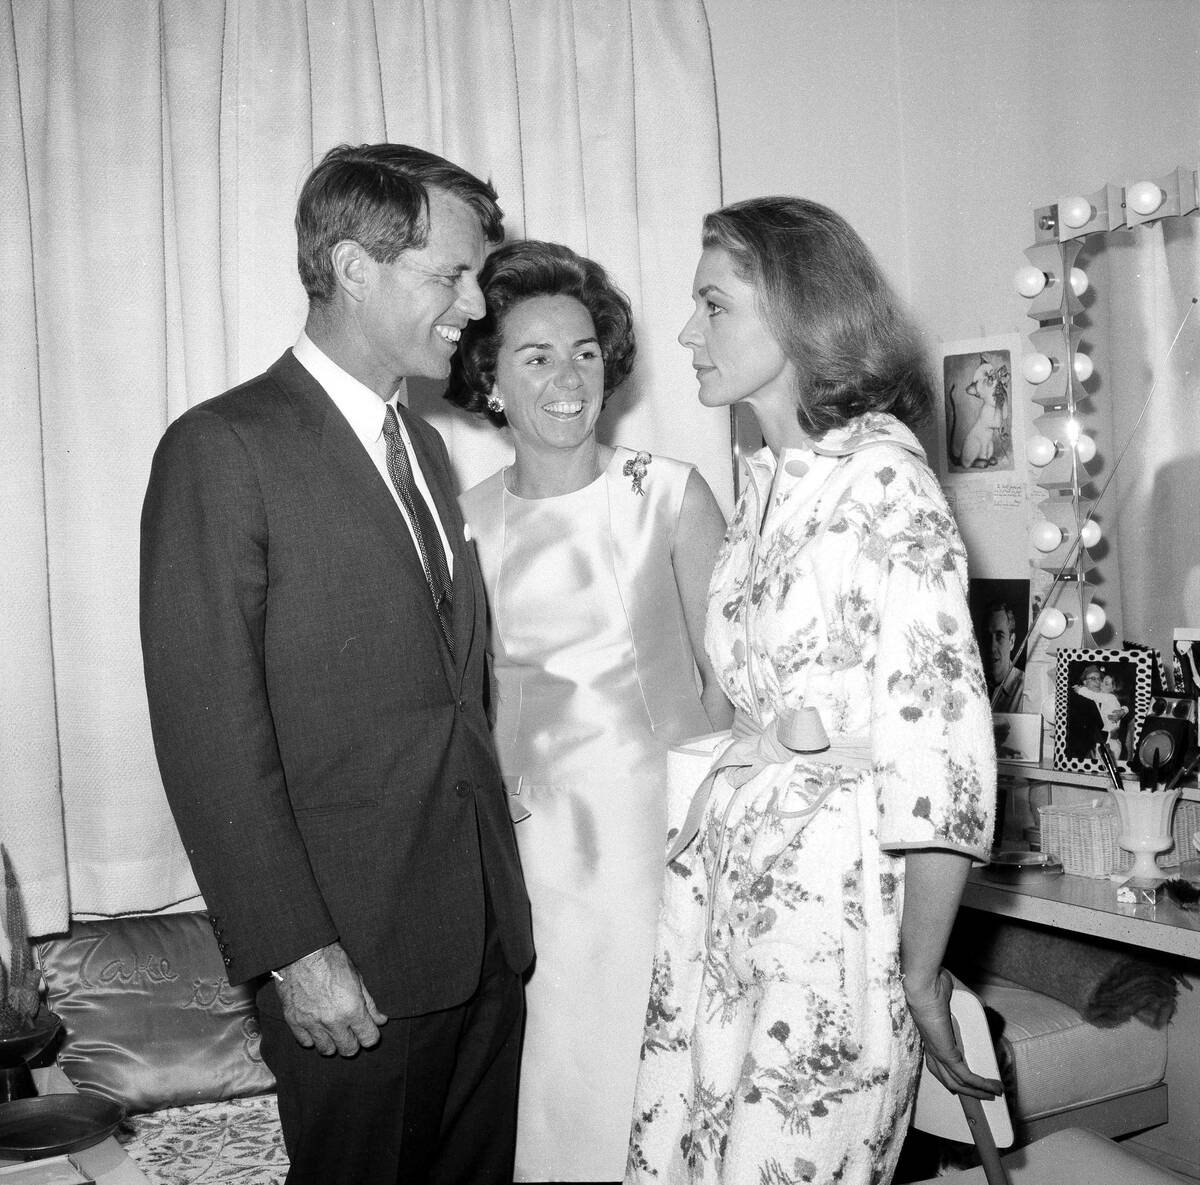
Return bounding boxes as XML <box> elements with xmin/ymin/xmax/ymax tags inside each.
<box><xmin>1013</xmin><ymin>166</ymin><xmax>1200</xmax><ymax>720</ymax></box>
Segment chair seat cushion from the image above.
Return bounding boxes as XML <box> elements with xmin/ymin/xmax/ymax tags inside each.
<box><xmin>973</xmin><ymin>975</ymin><xmax>1167</xmax><ymax>1121</ymax></box>
<box><xmin>910</xmin><ymin>1127</ymin><xmax>1193</xmax><ymax>1184</ymax></box>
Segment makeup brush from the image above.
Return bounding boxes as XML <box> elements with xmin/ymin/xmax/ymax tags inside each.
<box><xmin>1094</xmin><ymin>740</ymin><xmax>1125</xmax><ymax>792</ymax></box>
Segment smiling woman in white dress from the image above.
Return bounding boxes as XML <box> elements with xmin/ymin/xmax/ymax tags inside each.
<box><xmin>445</xmin><ymin>240</ymin><xmax>731</xmax><ymax>1184</ymax></box>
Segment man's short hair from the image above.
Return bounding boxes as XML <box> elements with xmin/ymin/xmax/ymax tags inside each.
<box><xmin>296</xmin><ymin>143</ymin><xmax>504</xmax><ymax>303</ymax></box>
<box><xmin>986</xmin><ymin>602</ymin><xmax>1017</xmax><ymax>634</ymax></box>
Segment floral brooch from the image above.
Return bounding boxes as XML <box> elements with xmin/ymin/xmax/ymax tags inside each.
<box><xmin>623</xmin><ymin>450</ymin><xmax>652</xmax><ymax>496</ymax></box>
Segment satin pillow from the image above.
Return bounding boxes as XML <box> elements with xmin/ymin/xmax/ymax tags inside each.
<box><xmin>36</xmin><ymin>912</ymin><xmax>274</xmax><ymax>1114</ymax></box>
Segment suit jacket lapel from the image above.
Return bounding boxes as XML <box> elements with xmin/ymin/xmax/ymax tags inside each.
<box><xmin>271</xmin><ymin>353</ymin><xmax>456</xmax><ymax>684</ymax></box>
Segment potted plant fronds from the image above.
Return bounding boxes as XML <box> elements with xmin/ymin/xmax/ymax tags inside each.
<box><xmin>0</xmin><ymin>844</ymin><xmax>61</xmax><ymax>1100</ymax></box>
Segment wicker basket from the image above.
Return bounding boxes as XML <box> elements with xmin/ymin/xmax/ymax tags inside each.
<box><xmin>1039</xmin><ymin>796</ymin><xmax>1200</xmax><ymax>877</ymax></box>
<box><xmin>1038</xmin><ymin>800</ymin><xmax>1129</xmax><ymax>878</ymax></box>
<box><xmin>1167</xmin><ymin>798</ymin><xmax>1200</xmax><ymax>865</ymax></box>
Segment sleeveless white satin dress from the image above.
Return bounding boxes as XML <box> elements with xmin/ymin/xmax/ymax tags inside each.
<box><xmin>460</xmin><ymin>446</ymin><xmax>712</xmax><ymax>1182</ymax></box>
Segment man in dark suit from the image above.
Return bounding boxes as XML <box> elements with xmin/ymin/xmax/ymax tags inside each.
<box><xmin>140</xmin><ymin>143</ymin><xmax>533</xmax><ymax>1184</ymax></box>
<box><xmin>1066</xmin><ymin>664</ymin><xmax>1109</xmax><ymax>760</ymax></box>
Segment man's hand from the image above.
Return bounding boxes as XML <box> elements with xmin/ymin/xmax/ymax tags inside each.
<box><xmin>273</xmin><ymin>941</ymin><xmax>387</xmax><ymax>1057</ymax></box>
<box><xmin>904</xmin><ymin>968</ymin><xmax>1003</xmax><ymax>1100</ymax></box>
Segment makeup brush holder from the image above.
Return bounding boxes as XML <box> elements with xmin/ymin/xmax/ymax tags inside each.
<box><xmin>1111</xmin><ymin>788</ymin><xmax>1180</xmax><ymax>881</ymax></box>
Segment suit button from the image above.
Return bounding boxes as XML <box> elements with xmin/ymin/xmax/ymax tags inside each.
<box><xmin>455</xmin><ymin>779</ymin><xmax>471</xmax><ymax>798</ymax></box>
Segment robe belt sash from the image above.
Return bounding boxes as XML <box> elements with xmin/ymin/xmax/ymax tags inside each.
<box><xmin>665</xmin><ymin>706</ymin><xmax>874</xmax><ymax>949</ymax></box>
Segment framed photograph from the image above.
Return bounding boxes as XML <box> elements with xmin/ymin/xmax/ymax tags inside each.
<box><xmin>968</xmin><ymin>576</ymin><xmax>1031</xmax><ymax>712</ymax></box>
<box><xmin>1053</xmin><ymin>647</ymin><xmax>1155</xmax><ymax>774</ymax></box>
<box><xmin>941</xmin><ymin>344</ymin><xmax>1014</xmax><ymax>474</ymax></box>
<box><xmin>993</xmin><ymin>712</ymin><xmax>1042</xmax><ymax>763</ymax></box>
<box><xmin>1172</xmin><ymin>627</ymin><xmax>1200</xmax><ymax>696</ymax></box>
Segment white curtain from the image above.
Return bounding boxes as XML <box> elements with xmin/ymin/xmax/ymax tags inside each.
<box><xmin>0</xmin><ymin>0</ymin><xmax>724</xmax><ymax>936</ymax></box>
<box><xmin>1080</xmin><ymin>213</ymin><xmax>1200</xmax><ymax>665</ymax></box>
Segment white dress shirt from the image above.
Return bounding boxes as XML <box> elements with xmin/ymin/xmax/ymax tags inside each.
<box><xmin>293</xmin><ymin>332</ymin><xmax>453</xmax><ymax>576</ymax></box>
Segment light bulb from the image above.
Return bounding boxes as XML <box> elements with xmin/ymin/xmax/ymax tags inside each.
<box><xmin>1127</xmin><ymin>181</ymin><xmax>1164</xmax><ymax>216</ymax></box>
<box><xmin>1022</xmin><ymin>353</ymin><xmax>1053</xmax><ymax>384</ymax></box>
<box><xmin>1080</xmin><ymin>519</ymin><xmax>1102</xmax><ymax>548</ymax></box>
<box><xmin>1032</xmin><ymin>520</ymin><xmax>1063</xmax><ymax>552</ymax></box>
<box><xmin>1085</xmin><ymin>602</ymin><xmax>1107</xmax><ymax>633</ymax></box>
<box><xmin>1074</xmin><ymin>434</ymin><xmax>1097</xmax><ymax>464</ymax></box>
<box><xmin>1073</xmin><ymin>352</ymin><xmax>1094</xmax><ymax>381</ymax></box>
<box><xmin>1026</xmin><ymin>435</ymin><xmax>1059</xmax><ymax>467</ymax></box>
<box><xmin>1039</xmin><ymin>607</ymin><xmax>1068</xmax><ymax>639</ymax></box>
<box><xmin>1069</xmin><ymin>267</ymin><xmax>1089</xmax><ymax>296</ymax></box>
<box><xmin>1060</xmin><ymin>195</ymin><xmax>1093</xmax><ymax>228</ymax></box>
<box><xmin>1014</xmin><ymin>266</ymin><xmax>1048</xmax><ymax>298</ymax></box>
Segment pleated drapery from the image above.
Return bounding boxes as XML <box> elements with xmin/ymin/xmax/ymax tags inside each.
<box><xmin>0</xmin><ymin>0</ymin><xmax>724</xmax><ymax>935</ymax></box>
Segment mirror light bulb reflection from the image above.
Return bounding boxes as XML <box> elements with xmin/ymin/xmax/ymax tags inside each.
<box><xmin>1074</xmin><ymin>434</ymin><xmax>1097</xmax><ymax>464</ymax></box>
<box><xmin>1069</xmin><ymin>268</ymin><xmax>1089</xmax><ymax>297</ymax></box>
<box><xmin>1039</xmin><ymin>607</ymin><xmax>1068</xmax><ymax>638</ymax></box>
<box><xmin>1080</xmin><ymin>519</ymin><xmax>1102</xmax><ymax>549</ymax></box>
<box><xmin>1073</xmin><ymin>352</ymin><xmax>1094</xmax><ymax>382</ymax></box>
<box><xmin>1014</xmin><ymin>265</ymin><xmax>1048</xmax><ymax>297</ymax></box>
<box><xmin>1032</xmin><ymin>521</ymin><xmax>1063</xmax><ymax>552</ymax></box>
<box><xmin>1085</xmin><ymin>602</ymin><xmax>1107</xmax><ymax>633</ymax></box>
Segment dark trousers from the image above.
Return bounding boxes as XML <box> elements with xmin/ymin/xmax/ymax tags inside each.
<box><xmin>259</xmin><ymin>906</ymin><xmax>524</xmax><ymax>1185</ymax></box>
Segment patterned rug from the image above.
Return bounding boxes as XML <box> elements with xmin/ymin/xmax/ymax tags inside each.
<box><xmin>116</xmin><ymin>1093</ymin><xmax>288</xmax><ymax>1184</ymax></box>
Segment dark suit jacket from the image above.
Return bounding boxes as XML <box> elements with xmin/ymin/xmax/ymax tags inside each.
<box><xmin>140</xmin><ymin>350</ymin><xmax>533</xmax><ymax>1017</ymax></box>
<box><xmin>1065</xmin><ymin>687</ymin><xmax>1107</xmax><ymax>761</ymax></box>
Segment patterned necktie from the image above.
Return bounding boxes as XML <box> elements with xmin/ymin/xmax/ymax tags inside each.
<box><xmin>382</xmin><ymin>405</ymin><xmax>454</xmax><ymax>654</ymax></box>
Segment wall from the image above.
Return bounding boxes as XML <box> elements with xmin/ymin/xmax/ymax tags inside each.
<box><xmin>707</xmin><ymin>0</ymin><xmax>1200</xmax><ymax>627</ymax></box>
<box><xmin>708</xmin><ymin>0</ymin><xmax>1200</xmax><ymax>340</ymax></box>
<box><xmin>705</xmin><ymin>0</ymin><xmax>1200</xmax><ymax>1176</ymax></box>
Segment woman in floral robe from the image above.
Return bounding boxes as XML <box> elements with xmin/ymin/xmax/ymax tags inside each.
<box><xmin>627</xmin><ymin>198</ymin><xmax>1001</xmax><ymax>1185</ymax></box>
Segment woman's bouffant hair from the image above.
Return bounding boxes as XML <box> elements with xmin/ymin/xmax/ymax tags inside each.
<box><xmin>702</xmin><ymin>196</ymin><xmax>932</xmax><ymax>434</ymax></box>
<box><xmin>445</xmin><ymin>240</ymin><xmax>636</xmax><ymax>427</ymax></box>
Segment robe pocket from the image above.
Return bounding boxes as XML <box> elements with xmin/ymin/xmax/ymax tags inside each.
<box><xmin>744</xmin><ymin>764</ymin><xmax>859</xmax><ymax>870</ymax></box>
